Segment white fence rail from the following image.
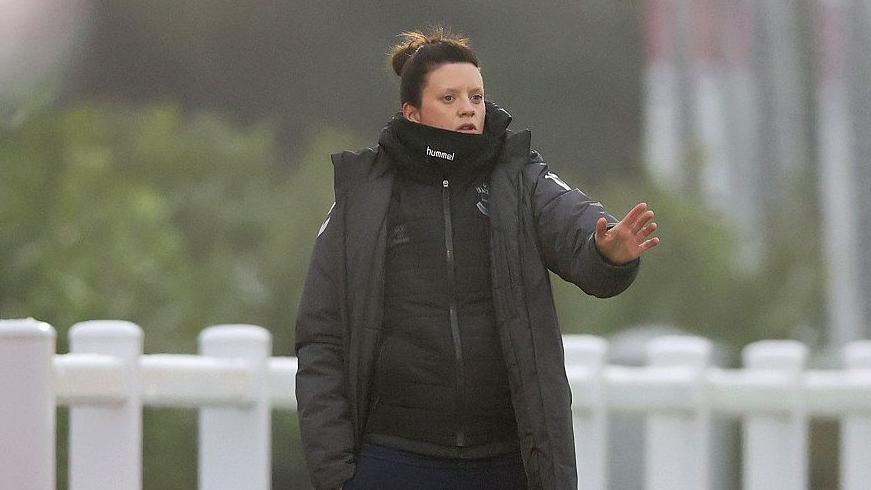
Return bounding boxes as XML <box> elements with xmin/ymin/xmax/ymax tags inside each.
<box><xmin>2</xmin><ymin>318</ymin><xmax>871</xmax><ymax>490</ymax></box>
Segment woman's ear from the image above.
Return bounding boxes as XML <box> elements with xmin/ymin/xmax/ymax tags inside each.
<box><xmin>402</xmin><ymin>102</ymin><xmax>421</xmax><ymax>123</ymax></box>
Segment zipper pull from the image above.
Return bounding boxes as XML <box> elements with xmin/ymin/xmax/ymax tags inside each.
<box><xmin>442</xmin><ymin>179</ymin><xmax>449</xmax><ymax>188</ymax></box>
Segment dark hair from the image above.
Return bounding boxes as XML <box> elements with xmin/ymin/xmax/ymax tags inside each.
<box><xmin>389</xmin><ymin>27</ymin><xmax>480</xmax><ymax>108</ymax></box>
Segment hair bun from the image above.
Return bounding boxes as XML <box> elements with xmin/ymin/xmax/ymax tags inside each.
<box><xmin>389</xmin><ymin>27</ymin><xmax>470</xmax><ymax>77</ymax></box>
<box><xmin>390</xmin><ymin>33</ymin><xmax>426</xmax><ymax>76</ymax></box>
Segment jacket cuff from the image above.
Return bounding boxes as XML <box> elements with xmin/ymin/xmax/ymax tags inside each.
<box><xmin>580</xmin><ymin>232</ymin><xmax>639</xmax><ymax>297</ymax></box>
<box><xmin>592</xmin><ymin>234</ymin><xmax>640</xmax><ymax>268</ymax></box>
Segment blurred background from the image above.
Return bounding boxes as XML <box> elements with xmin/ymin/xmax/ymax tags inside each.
<box><xmin>2</xmin><ymin>0</ymin><xmax>869</xmax><ymax>488</ymax></box>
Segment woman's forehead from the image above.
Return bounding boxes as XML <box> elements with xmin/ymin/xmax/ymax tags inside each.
<box><xmin>426</xmin><ymin>62</ymin><xmax>484</xmax><ymax>90</ymax></box>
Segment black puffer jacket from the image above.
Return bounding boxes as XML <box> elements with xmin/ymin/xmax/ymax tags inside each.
<box><xmin>294</xmin><ymin>102</ymin><xmax>639</xmax><ymax>490</ymax></box>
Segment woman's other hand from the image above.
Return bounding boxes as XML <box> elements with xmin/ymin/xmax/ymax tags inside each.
<box><xmin>594</xmin><ymin>202</ymin><xmax>659</xmax><ymax>265</ymax></box>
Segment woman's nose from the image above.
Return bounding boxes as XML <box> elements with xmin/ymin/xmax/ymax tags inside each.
<box><xmin>458</xmin><ymin>97</ymin><xmax>476</xmax><ymax>116</ymax></box>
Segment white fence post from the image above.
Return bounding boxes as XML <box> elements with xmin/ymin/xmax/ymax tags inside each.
<box><xmin>645</xmin><ymin>336</ymin><xmax>711</xmax><ymax>490</ymax></box>
<box><xmin>198</xmin><ymin>325</ymin><xmax>271</xmax><ymax>490</ymax></box>
<box><xmin>69</xmin><ymin>320</ymin><xmax>143</xmax><ymax>490</ymax></box>
<box><xmin>841</xmin><ymin>341</ymin><xmax>871</xmax><ymax>490</ymax></box>
<box><xmin>742</xmin><ymin>340</ymin><xmax>808</xmax><ymax>490</ymax></box>
<box><xmin>0</xmin><ymin>319</ymin><xmax>56</xmax><ymax>490</ymax></box>
<box><xmin>564</xmin><ymin>335</ymin><xmax>608</xmax><ymax>490</ymax></box>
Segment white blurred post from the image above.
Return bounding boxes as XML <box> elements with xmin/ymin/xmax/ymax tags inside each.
<box><xmin>690</xmin><ymin>0</ymin><xmax>731</xmax><ymax>212</ymax></box>
<box><xmin>564</xmin><ymin>335</ymin><xmax>608</xmax><ymax>490</ymax></box>
<box><xmin>742</xmin><ymin>341</ymin><xmax>808</xmax><ymax>490</ymax></box>
<box><xmin>645</xmin><ymin>336</ymin><xmax>711</xmax><ymax>490</ymax></box>
<box><xmin>69</xmin><ymin>320</ymin><xmax>143</xmax><ymax>490</ymax></box>
<box><xmin>845</xmin><ymin>0</ymin><xmax>871</xmax><ymax>340</ymax></box>
<box><xmin>816</xmin><ymin>0</ymin><xmax>864</xmax><ymax>346</ymax></box>
<box><xmin>755</xmin><ymin>0</ymin><xmax>810</xmax><ymax>181</ymax></box>
<box><xmin>0</xmin><ymin>319</ymin><xmax>56</xmax><ymax>490</ymax></box>
<box><xmin>841</xmin><ymin>341</ymin><xmax>871</xmax><ymax>490</ymax></box>
<box><xmin>643</xmin><ymin>0</ymin><xmax>682</xmax><ymax>188</ymax></box>
<box><xmin>198</xmin><ymin>325</ymin><xmax>271</xmax><ymax>490</ymax></box>
<box><xmin>719</xmin><ymin>0</ymin><xmax>765</xmax><ymax>268</ymax></box>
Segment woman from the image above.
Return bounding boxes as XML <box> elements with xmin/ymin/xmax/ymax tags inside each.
<box><xmin>295</xmin><ymin>28</ymin><xmax>659</xmax><ymax>490</ymax></box>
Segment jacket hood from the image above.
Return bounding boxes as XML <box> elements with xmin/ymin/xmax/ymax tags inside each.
<box><xmin>378</xmin><ymin>101</ymin><xmax>512</xmax><ymax>184</ymax></box>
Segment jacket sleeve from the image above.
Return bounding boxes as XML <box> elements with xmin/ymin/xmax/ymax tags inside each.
<box><xmin>527</xmin><ymin>152</ymin><xmax>639</xmax><ymax>298</ymax></box>
<box><xmin>294</xmin><ymin>202</ymin><xmax>356</xmax><ymax>490</ymax></box>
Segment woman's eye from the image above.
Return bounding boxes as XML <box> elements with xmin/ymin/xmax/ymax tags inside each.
<box><xmin>471</xmin><ymin>94</ymin><xmax>484</xmax><ymax>103</ymax></box>
<box><xmin>443</xmin><ymin>95</ymin><xmax>455</xmax><ymax>103</ymax></box>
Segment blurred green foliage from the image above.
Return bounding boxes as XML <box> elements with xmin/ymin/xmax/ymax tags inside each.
<box><xmin>1</xmin><ymin>103</ymin><xmax>359</xmax><ymax>488</ymax></box>
<box><xmin>1</xmin><ymin>103</ymin><xmax>823</xmax><ymax>488</ymax></box>
<box><xmin>1</xmin><ymin>103</ymin><xmax>360</xmax><ymax>354</ymax></box>
<box><xmin>552</xmin><ymin>167</ymin><xmax>825</xmax><ymax>355</ymax></box>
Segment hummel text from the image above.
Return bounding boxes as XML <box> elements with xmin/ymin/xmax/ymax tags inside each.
<box><xmin>426</xmin><ymin>146</ymin><xmax>455</xmax><ymax>161</ymax></box>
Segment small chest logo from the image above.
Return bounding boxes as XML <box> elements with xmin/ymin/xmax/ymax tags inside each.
<box><xmin>388</xmin><ymin>223</ymin><xmax>411</xmax><ymax>248</ymax></box>
<box><xmin>476</xmin><ymin>182</ymin><xmax>490</xmax><ymax>217</ymax></box>
<box><xmin>426</xmin><ymin>146</ymin><xmax>455</xmax><ymax>161</ymax></box>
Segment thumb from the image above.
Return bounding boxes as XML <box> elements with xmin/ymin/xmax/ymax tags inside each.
<box><xmin>595</xmin><ymin>216</ymin><xmax>609</xmax><ymax>240</ymax></box>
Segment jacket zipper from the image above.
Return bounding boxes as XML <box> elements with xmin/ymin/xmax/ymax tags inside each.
<box><xmin>442</xmin><ymin>178</ymin><xmax>467</xmax><ymax>447</ymax></box>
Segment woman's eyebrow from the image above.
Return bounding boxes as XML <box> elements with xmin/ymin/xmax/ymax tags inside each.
<box><xmin>442</xmin><ymin>85</ymin><xmax>483</xmax><ymax>92</ymax></box>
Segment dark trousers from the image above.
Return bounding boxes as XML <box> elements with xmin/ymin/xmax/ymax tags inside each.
<box><xmin>342</xmin><ymin>444</ymin><xmax>529</xmax><ymax>490</ymax></box>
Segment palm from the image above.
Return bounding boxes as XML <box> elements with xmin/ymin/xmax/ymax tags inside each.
<box><xmin>594</xmin><ymin>202</ymin><xmax>659</xmax><ymax>265</ymax></box>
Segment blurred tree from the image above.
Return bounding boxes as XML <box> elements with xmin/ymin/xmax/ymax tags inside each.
<box><xmin>550</xmin><ymin>168</ymin><xmax>825</xmax><ymax>354</ymax></box>
<box><xmin>0</xmin><ymin>103</ymin><xmax>359</xmax><ymax>353</ymax></box>
<box><xmin>0</xmin><ymin>103</ymin><xmax>357</xmax><ymax>488</ymax></box>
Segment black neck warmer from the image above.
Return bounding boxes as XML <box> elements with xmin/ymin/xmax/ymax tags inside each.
<box><xmin>378</xmin><ymin>101</ymin><xmax>512</xmax><ymax>185</ymax></box>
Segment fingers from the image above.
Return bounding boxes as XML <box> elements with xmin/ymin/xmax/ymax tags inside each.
<box><xmin>605</xmin><ymin>203</ymin><xmax>660</xmax><ymax>261</ymax></box>
<box><xmin>622</xmin><ymin>202</ymin><xmax>657</xmax><ymax>234</ymax></box>
<box><xmin>622</xmin><ymin>202</ymin><xmax>648</xmax><ymax>229</ymax></box>
<box><xmin>639</xmin><ymin>236</ymin><xmax>660</xmax><ymax>252</ymax></box>
<box><xmin>638</xmin><ymin>221</ymin><xmax>657</xmax><ymax>240</ymax></box>
<box><xmin>625</xmin><ymin>202</ymin><xmax>659</xmax><ymax>255</ymax></box>
<box><xmin>632</xmin><ymin>211</ymin><xmax>655</xmax><ymax>235</ymax></box>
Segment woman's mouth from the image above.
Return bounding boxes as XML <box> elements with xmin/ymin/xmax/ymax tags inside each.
<box><xmin>456</xmin><ymin>123</ymin><xmax>477</xmax><ymax>132</ymax></box>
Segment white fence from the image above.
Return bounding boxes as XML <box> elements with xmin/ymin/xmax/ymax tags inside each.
<box><xmin>2</xmin><ymin>319</ymin><xmax>871</xmax><ymax>490</ymax></box>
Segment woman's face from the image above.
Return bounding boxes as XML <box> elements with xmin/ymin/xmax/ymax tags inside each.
<box><xmin>402</xmin><ymin>62</ymin><xmax>486</xmax><ymax>134</ymax></box>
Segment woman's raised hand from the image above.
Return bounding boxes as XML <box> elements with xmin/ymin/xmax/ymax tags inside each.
<box><xmin>594</xmin><ymin>202</ymin><xmax>660</xmax><ymax>265</ymax></box>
